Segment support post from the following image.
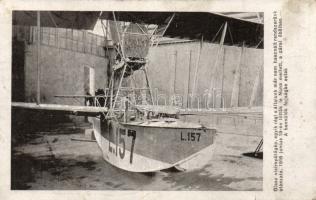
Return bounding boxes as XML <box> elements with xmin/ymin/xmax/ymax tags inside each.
<box><xmin>171</xmin><ymin>51</ymin><xmax>178</xmax><ymax>106</ymax></box>
<box><xmin>36</xmin><ymin>11</ymin><xmax>41</xmax><ymax>104</ymax></box>
<box><xmin>220</xmin><ymin>48</ymin><xmax>226</xmax><ymax>108</ymax></box>
<box><xmin>154</xmin><ymin>13</ymin><xmax>175</xmax><ymax>48</ymax></box>
<box><xmin>143</xmin><ymin>67</ymin><xmax>154</xmax><ymax>105</ymax></box>
<box><xmin>109</xmin><ymin>72</ymin><xmax>114</xmax><ymax>111</ymax></box>
<box><xmin>111</xmin><ymin>64</ymin><xmax>127</xmax><ymax>112</ymax></box>
<box><xmin>124</xmin><ymin>98</ymin><xmax>128</xmax><ymax>122</ymax></box>
<box><xmin>173</xmin><ymin>51</ymin><xmax>178</xmax><ymax>94</ymax></box>
<box><xmin>187</xmin><ymin>50</ymin><xmax>192</xmax><ymax>109</ymax></box>
<box><xmin>211</xmin><ymin>22</ymin><xmax>227</xmax><ymax>108</ymax></box>
<box><xmin>112</xmin><ymin>11</ymin><xmax>125</xmax><ymax>59</ymax></box>
<box><xmin>192</xmin><ymin>35</ymin><xmax>203</xmax><ymax>98</ymax></box>
<box><xmin>230</xmin><ymin>43</ymin><xmax>244</xmax><ymax>107</ymax></box>
<box><xmin>249</xmin><ymin>64</ymin><xmax>262</xmax><ymax>107</ymax></box>
<box><xmin>219</xmin><ymin>23</ymin><xmax>227</xmax><ymax>108</ymax></box>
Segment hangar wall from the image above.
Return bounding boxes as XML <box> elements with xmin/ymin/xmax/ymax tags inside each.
<box><xmin>12</xmin><ymin>26</ymin><xmax>263</xmax><ymax>109</ymax></box>
<box><xmin>23</xmin><ymin>44</ymin><xmax>109</xmax><ymax>105</ymax></box>
<box><xmin>134</xmin><ymin>41</ymin><xmax>263</xmax><ymax>108</ymax></box>
<box><xmin>12</xmin><ymin>26</ymin><xmax>110</xmax><ymax>106</ymax></box>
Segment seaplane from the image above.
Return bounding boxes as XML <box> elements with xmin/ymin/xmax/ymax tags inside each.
<box><xmin>12</xmin><ymin>11</ymin><xmax>263</xmax><ymax>172</ymax></box>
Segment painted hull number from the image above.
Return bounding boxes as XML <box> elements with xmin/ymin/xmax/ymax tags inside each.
<box><xmin>108</xmin><ymin>128</ymin><xmax>137</xmax><ymax>164</ymax></box>
<box><xmin>181</xmin><ymin>132</ymin><xmax>201</xmax><ymax>142</ymax></box>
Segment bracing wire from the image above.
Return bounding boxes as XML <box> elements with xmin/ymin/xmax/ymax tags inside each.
<box><xmin>211</xmin><ymin>23</ymin><xmax>224</xmax><ymax>43</ymax></box>
<box><xmin>227</xmin><ymin>24</ymin><xmax>234</xmax><ymax>45</ymax></box>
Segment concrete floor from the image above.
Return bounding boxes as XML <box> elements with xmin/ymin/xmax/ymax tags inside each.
<box><xmin>11</xmin><ymin>117</ymin><xmax>263</xmax><ymax>191</ymax></box>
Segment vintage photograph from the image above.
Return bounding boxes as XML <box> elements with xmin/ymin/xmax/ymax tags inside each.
<box><xmin>11</xmin><ymin>11</ymin><xmax>263</xmax><ymax>190</ymax></box>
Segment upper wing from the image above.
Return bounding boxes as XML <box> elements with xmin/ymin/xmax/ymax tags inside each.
<box><xmin>12</xmin><ymin>11</ymin><xmax>263</xmax><ymax>47</ymax></box>
<box><xmin>100</xmin><ymin>11</ymin><xmax>263</xmax><ymax>48</ymax></box>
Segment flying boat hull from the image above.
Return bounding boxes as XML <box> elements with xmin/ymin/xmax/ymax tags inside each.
<box><xmin>91</xmin><ymin>117</ymin><xmax>216</xmax><ymax>172</ymax></box>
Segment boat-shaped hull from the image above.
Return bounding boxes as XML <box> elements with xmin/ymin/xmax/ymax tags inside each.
<box><xmin>92</xmin><ymin>117</ymin><xmax>216</xmax><ymax>172</ymax></box>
